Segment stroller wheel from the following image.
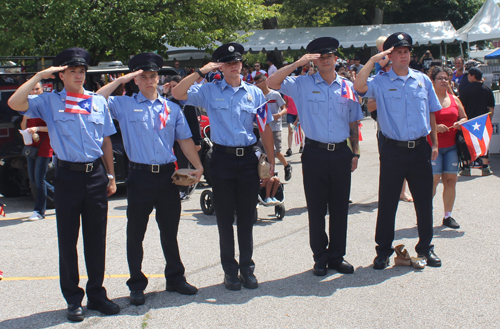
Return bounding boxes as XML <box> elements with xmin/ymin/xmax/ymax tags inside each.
<box><xmin>200</xmin><ymin>190</ymin><xmax>215</xmax><ymax>215</ymax></box>
<box><xmin>275</xmin><ymin>204</ymin><xmax>285</xmax><ymax>220</ymax></box>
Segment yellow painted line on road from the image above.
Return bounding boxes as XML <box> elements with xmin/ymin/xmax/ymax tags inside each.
<box><xmin>2</xmin><ymin>273</ymin><xmax>165</xmax><ymax>282</ymax></box>
<box><xmin>0</xmin><ymin>213</ymin><xmax>194</xmax><ymax>221</ymax></box>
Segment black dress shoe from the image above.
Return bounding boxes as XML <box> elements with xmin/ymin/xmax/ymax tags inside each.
<box><xmin>67</xmin><ymin>303</ymin><xmax>84</xmax><ymax>322</ymax></box>
<box><xmin>312</xmin><ymin>262</ymin><xmax>327</xmax><ymax>276</ymax></box>
<box><xmin>373</xmin><ymin>255</ymin><xmax>390</xmax><ymax>270</ymax></box>
<box><xmin>130</xmin><ymin>290</ymin><xmax>145</xmax><ymax>305</ymax></box>
<box><xmin>224</xmin><ymin>274</ymin><xmax>242</xmax><ymax>291</ymax></box>
<box><xmin>328</xmin><ymin>260</ymin><xmax>355</xmax><ymax>274</ymax></box>
<box><xmin>239</xmin><ymin>272</ymin><xmax>258</xmax><ymax>289</ymax></box>
<box><xmin>419</xmin><ymin>250</ymin><xmax>442</xmax><ymax>267</ymax></box>
<box><xmin>87</xmin><ymin>298</ymin><xmax>120</xmax><ymax>315</ymax></box>
<box><xmin>166</xmin><ymin>281</ymin><xmax>198</xmax><ymax>295</ymax></box>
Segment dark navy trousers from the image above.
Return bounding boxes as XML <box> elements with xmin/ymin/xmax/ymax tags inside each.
<box><xmin>54</xmin><ymin>159</ymin><xmax>108</xmax><ymax>305</ymax></box>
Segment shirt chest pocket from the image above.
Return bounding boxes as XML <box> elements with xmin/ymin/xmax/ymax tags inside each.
<box><xmin>87</xmin><ymin>111</ymin><xmax>105</xmax><ymax>138</ymax></box>
<box><xmin>338</xmin><ymin>98</ymin><xmax>350</xmax><ymax>116</ymax></box>
<box><xmin>240</xmin><ymin>104</ymin><xmax>257</xmax><ymax>127</ymax></box>
<box><xmin>307</xmin><ymin>93</ymin><xmax>326</xmax><ymax>114</ymax></box>
<box><xmin>213</xmin><ymin>102</ymin><xmax>230</xmax><ymax>123</ymax></box>
<box><xmin>383</xmin><ymin>91</ymin><xmax>403</xmax><ymax>114</ymax></box>
<box><xmin>413</xmin><ymin>90</ymin><xmax>428</xmax><ymax>112</ymax></box>
<box><xmin>53</xmin><ymin>113</ymin><xmax>76</xmax><ymax>136</ymax></box>
<box><xmin>128</xmin><ymin>112</ymin><xmax>148</xmax><ymax>136</ymax></box>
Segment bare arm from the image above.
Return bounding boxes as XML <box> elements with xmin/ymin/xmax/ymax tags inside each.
<box><xmin>489</xmin><ymin>107</ymin><xmax>494</xmax><ymax>120</ymax></box>
<box><xmin>260</xmin><ymin>124</ymin><xmax>276</xmax><ymax>175</ymax></box>
<box><xmin>349</xmin><ymin>121</ymin><xmax>359</xmax><ymax>172</ymax></box>
<box><xmin>451</xmin><ymin>96</ymin><xmax>468</xmax><ymax>129</ymax></box>
<box><xmin>273</xmin><ymin>104</ymin><xmax>287</xmax><ymax>120</ymax></box>
<box><xmin>8</xmin><ymin>66</ymin><xmax>67</xmax><ymax>112</ymax></box>
<box><xmin>96</xmin><ymin>70</ymin><xmax>143</xmax><ymax>99</ymax></box>
<box><xmin>429</xmin><ymin>112</ymin><xmax>438</xmax><ymax>161</ymax></box>
<box><xmin>21</xmin><ymin>116</ymin><xmax>28</xmax><ymax>130</ymax></box>
<box><xmin>101</xmin><ymin>136</ymin><xmax>116</xmax><ymax>196</ymax></box>
<box><xmin>177</xmin><ymin>138</ymin><xmax>204</xmax><ymax>182</ymax></box>
<box><xmin>353</xmin><ymin>48</ymin><xmax>393</xmax><ymax>95</ymax></box>
<box><xmin>171</xmin><ymin>62</ymin><xmax>222</xmax><ymax>101</ymax></box>
<box><xmin>266</xmin><ymin>54</ymin><xmax>320</xmax><ymax>90</ymax></box>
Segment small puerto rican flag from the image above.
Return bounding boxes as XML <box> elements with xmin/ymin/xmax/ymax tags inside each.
<box><xmin>255</xmin><ymin>102</ymin><xmax>269</xmax><ymax>133</ymax></box>
<box><xmin>341</xmin><ymin>79</ymin><xmax>357</xmax><ymax>102</ymax></box>
<box><xmin>0</xmin><ymin>203</ymin><xmax>5</xmax><ymax>217</ymax></box>
<box><xmin>159</xmin><ymin>102</ymin><xmax>170</xmax><ymax>130</ymax></box>
<box><xmin>294</xmin><ymin>122</ymin><xmax>304</xmax><ymax>146</ymax></box>
<box><xmin>65</xmin><ymin>92</ymin><xmax>92</xmax><ymax>114</ymax></box>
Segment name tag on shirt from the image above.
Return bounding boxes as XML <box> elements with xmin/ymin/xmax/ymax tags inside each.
<box><xmin>312</xmin><ymin>91</ymin><xmax>321</xmax><ymax>94</ymax></box>
<box><xmin>134</xmin><ymin>109</ymin><xmax>143</xmax><ymax>112</ymax></box>
<box><xmin>389</xmin><ymin>89</ymin><xmax>397</xmax><ymax>91</ymax></box>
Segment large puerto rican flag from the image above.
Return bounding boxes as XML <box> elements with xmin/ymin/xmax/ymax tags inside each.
<box><xmin>341</xmin><ymin>79</ymin><xmax>357</xmax><ymax>102</ymax></box>
<box><xmin>460</xmin><ymin>113</ymin><xmax>493</xmax><ymax>161</ymax></box>
<box><xmin>65</xmin><ymin>92</ymin><xmax>92</xmax><ymax>114</ymax></box>
<box><xmin>255</xmin><ymin>101</ymin><xmax>269</xmax><ymax>133</ymax></box>
<box><xmin>159</xmin><ymin>102</ymin><xmax>170</xmax><ymax>130</ymax></box>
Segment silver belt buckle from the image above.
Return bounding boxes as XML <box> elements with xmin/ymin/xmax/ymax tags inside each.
<box><xmin>327</xmin><ymin>143</ymin><xmax>336</xmax><ymax>151</ymax></box>
<box><xmin>152</xmin><ymin>164</ymin><xmax>160</xmax><ymax>173</ymax></box>
<box><xmin>408</xmin><ymin>141</ymin><xmax>415</xmax><ymax>148</ymax></box>
<box><xmin>236</xmin><ymin>148</ymin><xmax>244</xmax><ymax>156</ymax></box>
<box><xmin>85</xmin><ymin>163</ymin><xmax>93</xmax><ymax>172</ymax></box>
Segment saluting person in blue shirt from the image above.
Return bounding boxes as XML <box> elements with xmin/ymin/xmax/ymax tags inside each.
<box><xmin>267</xmin><ymin>37</ymin><xmax>363</xmax><ymax>277</ymax></box>
<box><xmin>354</xmin><ymin>32</ymin><xmax>442</xmax><ymax>270</ymax></box>
<box><xmin>172</xmin><ymin>43</ymin><xmax>275</xmax><ymax>291</ymax></box>
<box><xmin>8</xmin><ymin>48</ymin><xmax>119</xmax><ymax>322</ymax></box>
<box><xmin>96</xmin><ymin>53</ymin><xmax>203</xmax><ymax>305</ymax></box>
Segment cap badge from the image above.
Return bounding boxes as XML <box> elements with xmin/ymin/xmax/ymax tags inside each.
<box><xmin>228</xmin><ymin>46</ymin><xmax>235</xmax><ymax>52</ymax></box>
<box><xmin>397</xmin><ymin>34</ymin><xmax>404</xmax><ymax>40</ymax></box>
<box><xmin>247</xmin><ymin>94</ymin><xmax>253</xmax><ymax>101</ymax></box>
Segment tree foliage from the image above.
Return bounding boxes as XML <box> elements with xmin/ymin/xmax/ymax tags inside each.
<box><xmin>0</xmin><ymin>0</ymin><xmax>278</xmax><ymax>64</ymax></box>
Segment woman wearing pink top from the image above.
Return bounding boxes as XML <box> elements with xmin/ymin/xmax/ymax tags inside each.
<box><xmin>284</xmin><ymin>95</ymin><xmax>302</xmax><ymax>156</ymax></box>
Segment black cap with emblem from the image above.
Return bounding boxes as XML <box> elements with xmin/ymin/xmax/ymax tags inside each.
<box><xmin>383</xmin><ymin>32</ymin><xmax>413</xmax><ymax>51</ymax></box>
<box><xmin>53</xmin><ymin>47</ymin><xmax>91</xmax><ymax>68</ymax></box>
<box><xmin>128</xmin><ymin>52</ymin><xmax>164</xmax><ymax>72</ymax></box>
<box><xmin>306</xmin><ymin>37</ymin><xmax>339</xmax><ymax>54</ymax></box>
<box><xmin>212</xmin><ymin>43</ymin><xmax>244</xmax><ymax>63</ymax></box>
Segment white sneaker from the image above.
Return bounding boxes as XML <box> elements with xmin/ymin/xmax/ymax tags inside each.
<box><xmin>263</xmin><ymin>198</ymin><xmax>273</xmax><ymax>206</ymax></box>
<box><xmin>28</xmin><ymin>212</ymin><xmax>43</xmax><ymax>221</ymax></box>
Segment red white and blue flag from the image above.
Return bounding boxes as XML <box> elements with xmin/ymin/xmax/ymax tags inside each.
<box><xmin>0</xmin><ymin>203</ymin><xmax>5</xmax><ymax>217</ymax></box>
<box><xmin>255</xmin><ymin>101</ymin><xmax>269</xmax><ymax>133</ymax></box>
<box><xmin>294</xmin><ymin>123</ymin><xmax>304</xmax><ymax>146</ymax></box>
<box><xmin>460</xmin><ymin>113</ymin><xmax>493</xmax><ymax>161</ymax></box>
<box><xmin>65</xmin><ymin>92</ymin><xmax>92</xmax><ymax>114</ymax></box>
<box><xmin>159</xmin><ymin>102</ymin><xmax>170</xmax><ymax>130</ymax></box>
<box><xmin>341</xmin><ymin>79</ymin><xmax>357</xmax><ymax>102</ymax></box>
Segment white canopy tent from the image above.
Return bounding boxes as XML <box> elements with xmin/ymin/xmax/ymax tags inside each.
<box><xmin>457</xmin><ymin>0</ymin><xmax>500</xmax><ymax>43</ymax></box>
<box><xmin>240</xmin><ymin>21</ymin><xmax>460</xmax><ymax>52</ymax></box>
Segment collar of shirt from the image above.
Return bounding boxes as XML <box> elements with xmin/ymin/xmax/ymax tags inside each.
<box><xmin>312</xmin><ymin>71</ymin><xmax>343</xmax><ymax>86</ymax></box>
<box><xmin>219</xmin><ymin>78</ymin><xmax>249</xmax><ymax>93</ymax></box>
<box><xmin>387</xmin><ymin>68</ymin><xmax>418</xmax><ymax>82</ymax></box>
<box><xmin>134</xmin><ymin>91</ymin><xmax>164</xmax><ymax>107</ymax></box>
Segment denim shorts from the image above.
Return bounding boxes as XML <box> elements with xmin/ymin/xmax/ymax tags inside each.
<box><xmin>286</xmin><ymin>114</ymin><xmax>297</xmax><ymax>124</ymax></box>
<box><xmin>431</xmin><ymin>145</ymin><xmax>459</xmax><ymax>175</ymax></box>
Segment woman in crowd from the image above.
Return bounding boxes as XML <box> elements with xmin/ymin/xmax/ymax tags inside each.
<box><xmin>430</xmin><ymin>67</ymin><xmax>467</xmax><ymax>229</ymax></box>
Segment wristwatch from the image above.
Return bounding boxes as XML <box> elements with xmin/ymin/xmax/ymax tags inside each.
<box><xmin>107</xmin><ymin>174</ymin><xmax>114</xmax><ymax>180</ymax></box>
<box><xmin>196</xmin><ymin>69</ymin><xmax>205</xmax><ymax>78</ymax></box>
<box><xmin>353</xmin><ymin>154</ymin><xmax>360</xmax><ymax>158</ymax></box>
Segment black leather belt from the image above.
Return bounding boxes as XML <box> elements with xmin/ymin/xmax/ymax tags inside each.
<box><xmin>305</xmin><ymin>138</ymin><xmax>347</xmax><ymax>151</ymax></box>
<box><xmin>384</xmin><ymin>136</ymin><xmax>426</xmax><ymax>148</ymax></box>
<box><xmin>213</xmin><ymin>143</ymin><xmax>255</xmax><ymax>156</ymax></box>
<box><xmin>58</xmin><ymin>159</ymin><xmax>100</xmax><ymax>172</ymax></box>
<box><xmin>129</xmin><ymin>161</ymin><xmax>175</xmax><ymax>173</ymax></box>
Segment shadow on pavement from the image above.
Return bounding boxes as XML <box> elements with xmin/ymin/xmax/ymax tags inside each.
<box><xmin>395</xmin><ymin>225</ymin><xmax>465</xmax><ymax>241</ymax></box>
<box><xmin>349</xmin><ymin>201</ymin><xmax>378</xmax><ymax>214</ymax></box>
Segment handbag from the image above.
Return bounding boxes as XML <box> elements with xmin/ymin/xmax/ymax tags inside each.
<box><xmin>22</xmin><ymin>135</ymin><xmax>46</xmax><ymax>159</ymax></box>
<box><xmin>455</xmin><ymin>130</ymin><xmax>471</xmax><ymax>166</ymax></box>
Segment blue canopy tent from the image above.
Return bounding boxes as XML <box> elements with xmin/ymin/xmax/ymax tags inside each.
<box><xmin>485</xmin><ymin>48</ymin><xmax>500</xmax><ymax>60</ymax></box>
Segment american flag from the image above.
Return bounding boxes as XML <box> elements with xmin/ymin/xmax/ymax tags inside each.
<box><xmin>159</xmin><ymin>102</ymin><xmax>170</xmax><ymax>130</ymax></box>
<box><xmin>255</xmin><ymin>102</ymin><xmax>269</xmax><ymax>133</ymax></box>
<box><xmin>460</xmin><ymin>113</ymin><xmax>493</xmax><ymax>161</ymax></box>
<box><xmin>0</xmin><ymin>203</ymin><xmax>5</xmax><ymax>217</ymax></box>
<box><xmin>65</xmin><ymin>92</ymin><xmax>92</xmax><ymax>114</ymax></box>
<box><xmin>341</xmin><ymin>79</ymin><xmax>357</xmax><ymax>102</ymax></box>
<box><xmin>294</xmin><ymin>123</ymin><xmax>304</xmax><ymax>146</ymax></box>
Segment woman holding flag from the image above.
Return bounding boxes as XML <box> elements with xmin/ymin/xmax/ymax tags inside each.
<box><xmin>171</xmin><ymin>43</ymin><xmax>275</xmax><ymax>291</ymax></box>
<box><xmin>430</xmin><ymin>67</ymin><xmax>468</xmax><ymax>229</ymax></box>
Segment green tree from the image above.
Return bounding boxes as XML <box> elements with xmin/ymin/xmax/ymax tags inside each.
<box><xmin>0</xmin><ymin>0</ymin><xmax>278</xmax><ymax>65</ymax></box>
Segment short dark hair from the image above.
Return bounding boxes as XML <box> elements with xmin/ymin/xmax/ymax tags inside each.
<box><xmin>455</xmin><ymin>56</ymin><xmax>464</xmax><ymax>64</ymax></box>
<box><xmin>430</xmin><ymin>66</ymin><xmax>445</xmax><ymax>80</ymax></box>
<box><xmin>254</xmin><ymin>73</ymin><xmax>267</xmax><ymax>81</ymax></box>
<box><xmin>170</xmin><ymin>75</ymin><xmax>182</xmax><ymax>83</ymax></box>
<box><xmin>468</xmin><ymin>67</ymin><xmax>483</xmax><ymax>80</ymax></box>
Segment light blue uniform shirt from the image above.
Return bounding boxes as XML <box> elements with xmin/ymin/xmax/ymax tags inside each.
<box><xmin>278</xmin><ymin>72</ymin><xmax>363</xmax><ymax>143</ymax></box>
<box><xmin>361</xmin><ymin>68</ymin><xmax>442</xmax><ymax>141</ymax></box>
<box><xmin>25</xmin><ymin>88</ymin><xmax>116</xmax><ymax>162</ymax></box>
<box><xmin>185</xmin><ymin>79</ymin><xmax>273</xmax><ymax>147</ymax></box>
<box><xmin>108</xmin><ymin>92</ymin><xmax>192</xmax><ymax>165</ymax></box>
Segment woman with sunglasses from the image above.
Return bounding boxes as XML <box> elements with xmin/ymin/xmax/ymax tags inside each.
<box><xmin>430</xmin><ymin>66</ymin><xmax>467</xmax><ymax>229</ymax></box>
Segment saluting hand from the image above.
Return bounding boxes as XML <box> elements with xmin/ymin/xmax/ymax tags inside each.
<box><xmin>119</xmin><ymin>70</ymin><xmax>143</xmax><ymax>83</ymax></box>
<box><xmin>200</xmin><ymin>62</ymin><xmax>223</xmax><ymax>75</ymax></box>
<box><xmin>294</xmin><ymin>54</ymin><xmax>320</xmax><ymax>67</ymax></box>
<box><xmin>37</xmin><ymin>66</ymin><xmax>68</xmax><ymax>80</ymax></box>
<box><xmin>370</xmin><ymin>48</ymin><xmax>394</xmax><ymax>63</ymax></box>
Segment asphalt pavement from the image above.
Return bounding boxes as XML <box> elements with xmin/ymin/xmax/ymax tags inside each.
<box><xmin>1</xmin><ymin>117</ymin><xmax>499</xmax><ymax>328</ymax></box>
